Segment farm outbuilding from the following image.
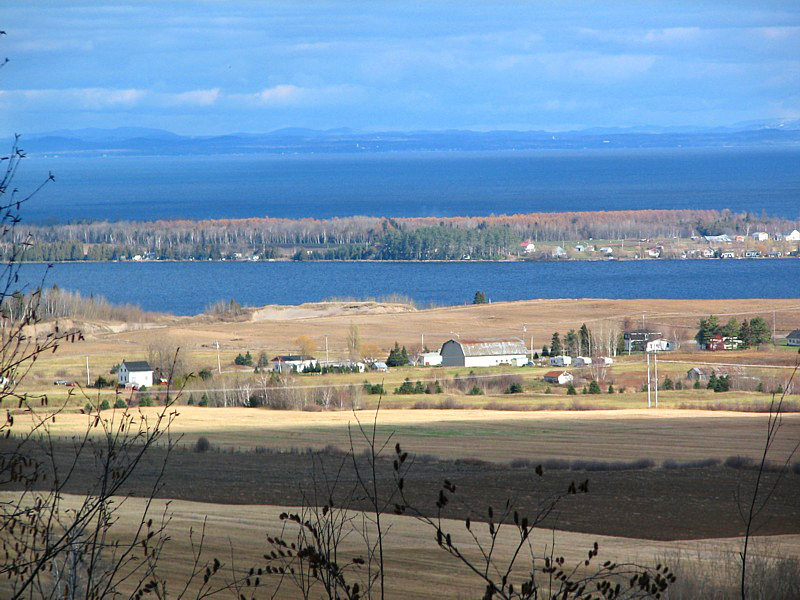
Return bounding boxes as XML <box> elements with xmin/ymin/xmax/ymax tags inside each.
<box><xmin>543</xmin><ymin>370</ymin><xmax>573</xmax><ymax>385</ymax></box>
<box><xmin>440</xmin><ymin>338</ymin><xmax>528</xmax><ymax>367</ymax></box>
<box><xmin>270</xmin><ymin>355</ymin><xmax>316</xmax><ymax>373</ymax></box>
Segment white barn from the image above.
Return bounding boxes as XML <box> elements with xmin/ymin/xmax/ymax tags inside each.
<box><xmin>117</xmin><ymin>360</ymin><xmax>153</xmax><ymax>388</ymax></box>
<box><xmin>440</xmin><ymin>338</ymin><xmax>528</xmax><ymax>367</ymax></box>
<box><xmin>418</xmin><ymin>352</ymin><xmax>443</xmax><ymax>366</ymax></box>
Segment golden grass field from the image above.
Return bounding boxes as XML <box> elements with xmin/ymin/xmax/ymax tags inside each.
<box><xmin>3</xmin><ymin>492</ymin><xmax>795</xmax><ymax>600</ymax></box>
<box><xmin>28</xmin><ymin>406</ymin><xmax>800</xmax><ymax>464</ymax></box>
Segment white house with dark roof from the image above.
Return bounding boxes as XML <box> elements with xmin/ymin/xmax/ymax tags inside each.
<box><xmin>440</xmin><ymin>338</ymin><xmax>528</xmax><ymax>367</ymax></box>
<box><xmin>270</xmin><ymin>355</ymin><xmax>316</xmax><ymax>373</ymax></box>
<box><xmin>118</xmin><ymin>360</ymin><xmax>153</xmax><ymax>387</ymax></box>
<box><xmin>787</xmin><ymin>330</ymin><xmax>800</xmax><ymax>347</ymax></box>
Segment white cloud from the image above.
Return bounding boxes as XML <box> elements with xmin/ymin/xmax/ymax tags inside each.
<box><xmin>230</xmin><ymin>84</ymin><xmax>364</xmax><ymax>108</ymax></box>
<box><xmin>6</xmin><ymin>87</ymin><xmax>147</xmax><ymax>109</ymax></box>
<box><xmin>167</xmin><ymin>88</ymin><xmax>221</xmax><ymax>106</ymax></box>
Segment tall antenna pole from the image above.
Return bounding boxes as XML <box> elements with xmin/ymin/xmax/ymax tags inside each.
<box><xmin>216</xmin><ymin>341</ymin><xmax>222</xmax><ymax>374</ymax></box>
<box><xmin>654</xmin><ymin>351</ymin><xmax>659</xmax><ymax>408</ymax></box>
<box><xmin>646</xmin><ymin>351</ymin><xmax>651</xmax><ymax>409</ymax></box>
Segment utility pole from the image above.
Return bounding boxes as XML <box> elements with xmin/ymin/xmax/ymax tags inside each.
<box><xmin>646</xmin><ymin>351</ymin><xmax>651</xmax><ymax>409</ymax></box>
<box><xmin>86</xmin><ymin>356</ymin><xmax>90</xmax><ymax>387</ymax></box>
<box><xmin>216</xmin><ymin>341</ymin><xmax>222</xmax><ymax>374</ymax></box>
<box><xmin>325</xmin><ymin>335</ymin><xmax>329</xmax><ymax>364</ymax></box>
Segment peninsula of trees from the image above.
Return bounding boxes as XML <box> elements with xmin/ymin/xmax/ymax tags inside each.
<box><xmin>5</xmin><ymin>209</ymin><xmax>798</xmax><ymax>263</ymax></box>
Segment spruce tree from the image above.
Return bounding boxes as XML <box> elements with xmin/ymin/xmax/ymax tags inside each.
<box><xmin>550</xmin><ymin>333</ymin><xmax>562</xmax><ymax>356</ymax></box>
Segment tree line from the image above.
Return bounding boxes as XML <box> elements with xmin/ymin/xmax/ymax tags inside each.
<box><xmin>4</xmin><ymin>208</ymin><xmax>795</xmax><ymax>262</ymax></box>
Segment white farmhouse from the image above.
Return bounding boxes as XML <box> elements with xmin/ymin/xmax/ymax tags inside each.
<box><xmin>751</xmin><ymin>231</ymin><xmax>769</xmax><ymax>241</ymax></box>
<box><xmin>574</xmin><ymin>356</ymin><xmax>593</xmax><ymax>366</ymax></box>
<box><xmin>440</xmin><ymin>338</ymin><xmax>528</xmax><ymax>367</ymax></box>
<box><xmin>270</xmin><ymin>355</ymin><xmax>316</xmax><ymax>373</ymax></box>
<box><xmin>117</xmin><ymin>360</ymin><xmax>153</xmax><ymax>388</ymax></box>
<box><xmin>786</xmin><ymin>230</ymin><xmax>800</xmax><ymax>241</ymax></box>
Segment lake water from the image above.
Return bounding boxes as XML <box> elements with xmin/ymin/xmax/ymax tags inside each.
<box><xmin>17</xmin><ymin>148</ymin><xmax>800</xmax><ymax>223</ymax></box>
<box><xmin>19</xmin><ymin>259</ymin><xmax>800</xmax><ymax>316</ymax></box>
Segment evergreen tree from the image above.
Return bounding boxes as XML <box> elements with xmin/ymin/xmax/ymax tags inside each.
<box><xmin>473</xmin><ymin>290</ymin><xmax>487</xmax><ymax>304</ymax></box>
<box><xmin>565</xmin><ymin>329</ymin><xmax>578</xmax><ymax>357</ymax></box>
<box><xmin>550</xmin><ymin>333</ymin><xmax>562</xmax><ymax>356</ymax></box>
<box><xmin>607</xmin><ymin>384</ymin><xmax>614</xmax><ymax>394</ymax></box>
<box><xmin>662</xmin><ymin>376</ymin><xmax>674</xmax><ymax>390</ymax></box>
<box><xmin>739</xmin><ymin>319</ymin><xmax>752</xmax><ymax>348</ymax></box>
<box><xmin>695</xmin><ymin>315</ymin><xmax>720</xmax><ymax>347</ymax></box>
<box><xmin>579</xmin><ymin>323</ymin><xmax>591</xmax><ymax>355</ymax></box>
<box><xmin>706</xmin><ymin>372</ymin><xmax>718</xmax><ymax>390</ymax></box>
<box><xmin>721</xmin><ymin>318</ymin><xmax>740</xmax><ymax>339</ymax></box>
<box><xmin>566</xmin><ymin>383</ymin><xmax>577</xmax><ymax>395</ymax></box>
<box><xmin>541</xmin><ymin>345</ymin><xmax>550</xmax><ymax>357</ymax></box>
<box><xmin>588</xmin><ymin>380</ymin><xmax>601</xmax><ymax>394</ymax></box>
<box><xmin>386</xmin><ymin>342</ymin><xmax>409</xmax><ymax>367</ymax></box>
<box><xmin>748</xmin><ymin>317</ymin><xmax>771</xmax><ymax>347</ymax></box>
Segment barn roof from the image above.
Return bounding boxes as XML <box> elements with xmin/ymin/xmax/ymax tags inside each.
<box><xmin>451</xmin><ymin>338</ymin><xmax>527</xmax><ymax>357</ymax></box>
<box><xmin>271</xmin><ymin>355</ymin><xmax>315</xmax><ymax>362</ymax></box>
<box><xmin>122</xmin><ymin>360</ymin><xmax>152</xmax><ymax>372</ymax></box>
<box><xmin>544</xmin><ymin>370</ymin><xmax>568</xmax><ymax>377</ymax></box>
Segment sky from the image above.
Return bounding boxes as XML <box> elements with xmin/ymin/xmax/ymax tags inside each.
<box><xmin>2</xmin><ymin>1</ymin><xmax>799</xmax><ymax>135</ymax></box>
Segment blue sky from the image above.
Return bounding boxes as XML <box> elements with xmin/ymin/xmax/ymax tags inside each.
<box><xmin>2</xmin><ymin>1</ymin><xmax>799</xmax><ymax>135</ymax></box>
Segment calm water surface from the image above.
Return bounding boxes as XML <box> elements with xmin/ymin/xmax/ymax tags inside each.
<box><xmin>19</xmin><ymin>259</ymin><xmax>800</xmax><ymax>316</ymax></box>
<box><xmin>18</xmin><ymin>148</ymin><xmax>800</xmax><ymax>223</ymax></box>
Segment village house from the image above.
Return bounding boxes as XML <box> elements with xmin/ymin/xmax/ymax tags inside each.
<box><xmin>117</xmin><ymin>360</ymin><xmax>153</xmax><ymax>388</ymax></box>
<box><xmin>703</xmin><ymin>334</ymin><xmax>743</xmax><ymax>351</ymax></box>
<box><xmin>623</xmin><ymin>329</ymin><xmax>662</xmax><ymax>352</ymax></box>
<box><xmin>519</xmin><ymin>242</ymin><xmax>536</xmax><ymax>253</ymax></box>
<box><xmin>543</xmin><ymin>370</ymin><xmax>573</xmax><ymax>385</ymax></box>
<box><xmin>574</xmin><ymin>356</ymin><xmax>593</xmax><ymax>366</ymax></box>
<box><xmin>574</xmin><ymin>244</ymin><xmax>587</xmax><ymax>252</ymax></box>
<box><xmin>720</xmin><ymin>251</ymin><xmax>736</xmax><ymax>259</ymax></box>
<box><xmin>551</xmin><ymin>246</ymin><xmax>567</xmax><ymax>258</ymax></box>
<box><xmin>440</xmin><ymin>338</ymin><xmax>528</xmax><ymax>367</ymax></box>
<box><xmin>785</xmin><ymin>229</ymin><xmax>800</xmax><ymax>241</ymax></box>
<box><xmin>646</xmin><ymin>247</ymin><xmax>662</xmax><ymax>258</ymax></box>
<box><xmin>702</xmin><ymin>248</ymin><xmax>716</xmax><ymax>258</ymax></box>
<box><xmin>751</xmin><ymin>231</ymin><xmax>769</xmax><ymax>241</ymax></box>
<box><xmin>645</xmin><ymin>339</ymin><xmax>677</xmax><ymax>352</ymax></box>
<box><xmin>598</xmin><ymin>246</ymin><xmax>613</xmax><ymax>255</ymax></box>
<box><xmin>744</xmin><ymin>250</ymin><xmax>761</xmax><ymax>258</ymax></box>
<box><xmin>270</xmin><ymin>354</ymin><xmax>316</xmax><ymax>373</ymax></box>
<box><xmin>704</xmin><ymin>234</ymin><xmax>731</xmax><ymax>243</ymax></box>
<box><xmin>417</xmin><ymin>351</ymin><xmax>442</xmax><ymax>366</ymax></box>
<box><xmin>787</xmin><ymin>330</ymin><xmax>800</xmax><ymax>347</ymax></box>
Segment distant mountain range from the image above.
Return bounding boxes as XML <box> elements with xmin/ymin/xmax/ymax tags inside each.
<box><xmin>8</xmin><ymin>121</ymin><xmax>800</xmax><ymax>157</ymax></box>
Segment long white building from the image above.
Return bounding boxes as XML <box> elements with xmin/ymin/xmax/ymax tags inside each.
<box><xmin>440</xmin><ymin>338</ymin><xmax>528</xmax><ymax>367</ymax></box>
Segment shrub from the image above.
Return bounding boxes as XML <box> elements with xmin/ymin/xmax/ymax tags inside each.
<box><xmin>94</xmin><ymin>375</ymin><xmax>113</xmax><ymax>388</ymax></box>
<box><xmin>467</xmin><ymin>385</ymin><xmax>483</xmax><ymax>396</ymax></box>
<box><xmin>113</xmin><ymin>398</ymin><xmax>127</xmax><ymax>409</ymax></box>
<box><xmin>194</xmin><ymin>436</ymin><xmax>212</xmax><ymax>452</ymax></box>
<box><xmin>138</xmin><ymin>396</ymin><xmax>153</xmax><ymax>407</ymax></box>
<box><xmin>505</xmin><ymin>382</ymin><xmax>523</xmax><ymax>394</ymax></box>
<box><xmin>99</xmin><ymin>399</ymin><xmax>110</xmax><ymax>411</ymax></box>
<box><xmin>725</xmin><ymin>455</ymin><xmax>755</xmax><ymax>470</ymax></box>
<box><xmin>566</xmin><ymin>384</ymin><xmax>577</xmax><ymax>395</ymax></box>
<box><xmin>84</xmin><ymin>402</ymin><xmax>93</xmax><ymax>413</ymax></box>
<box><xmin>199</xmin><ymin>392</ymin><xmax>210</xmax><ymax>407</ymax></box>
<box><xmin>662</xmin><ymin>458</ymin><xmax>721</xmax><ymax>469</ymax></box>
<box><xmin>607</xmin><ymin>384</ymin><xmax>614</xmax><ymax>394</ymax></box>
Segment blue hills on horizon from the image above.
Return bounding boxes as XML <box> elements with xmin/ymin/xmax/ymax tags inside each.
<box><xmin>7</xmin><ymin>120</ymin><xmax>800</xmax><ymax>157</ymax></box>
